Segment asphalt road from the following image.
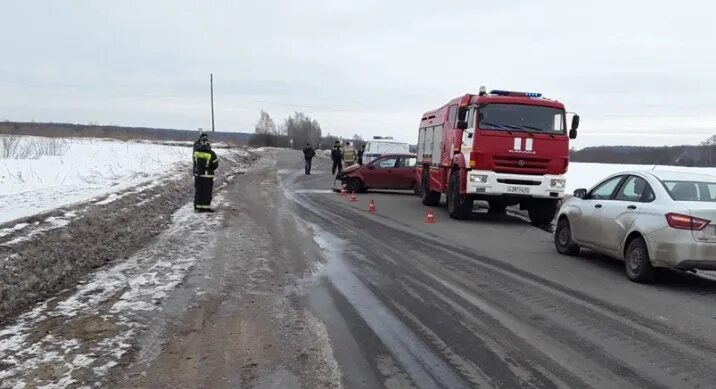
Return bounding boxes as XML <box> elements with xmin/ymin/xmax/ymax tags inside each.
<box><xmin>277</xmin><ymin>150</ymin><xmax>716</xmax><ymax>389</ymax></box>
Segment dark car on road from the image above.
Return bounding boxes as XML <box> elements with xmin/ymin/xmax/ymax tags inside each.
<box><xmin>336</xmin><ymin>153</ymin><xmax>419</xmax><ymax>194</ymax></box>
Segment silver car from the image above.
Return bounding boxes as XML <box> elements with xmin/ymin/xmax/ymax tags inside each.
<box><xmin>554</xmin><ymin>171</ymin><xmax>716</xmax><ymax>282</ymax></box>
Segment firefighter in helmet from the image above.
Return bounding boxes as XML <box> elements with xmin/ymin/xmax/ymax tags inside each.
<box><xmin>193</xmin><ymin>133</ymin><xmax>219</xmax><ymax>212</ymax></box>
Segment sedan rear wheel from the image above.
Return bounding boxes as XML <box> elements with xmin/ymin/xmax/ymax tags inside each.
<box><xmin>412</xmin><ymin>181</ymin><xmax>421</xmax><ymax>196</ymax></box>
<box><xmin>625</xmin><ymin>237</ymin><xmax>655</xmax><ymax>283</ymax></box>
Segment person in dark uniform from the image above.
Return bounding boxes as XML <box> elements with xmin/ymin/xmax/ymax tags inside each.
<box><xmin>357</xmin><ymin>145</ymin><xmax>365</xmax><ymax>165</ymax></box>
<box><xmin>330</xmin><ymin>141</ymin><xmax>343</xmax><ymax>175</ymax></box>
<box><xmin>303</xmin><ymin>143</ymin><xmax>316</xmax><ymax>174</ymax></box>
<box><xmin>193</xmin><ymin>134</ymin><xmax>219</xmax><ymax>212</ymax></box>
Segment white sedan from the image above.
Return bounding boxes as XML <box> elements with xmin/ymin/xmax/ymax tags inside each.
<box><xmin>554</xmin><ymin>170</ymin><xmax>716</xmax><ymax>282</ymax></box>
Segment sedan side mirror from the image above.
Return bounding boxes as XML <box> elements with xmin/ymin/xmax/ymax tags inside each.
<box><xmin>573</xmin><ymin>188</ymin><xmax>587</xmax><ymax>199</ymax></box>
<box><xmin>456</xmin><ymin>120</ymin><xmax>468</xmax><ymax>130</ymax></box>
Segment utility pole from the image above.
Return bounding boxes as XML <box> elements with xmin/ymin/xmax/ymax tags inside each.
<box><xmin>210</xmin><ymin>73</ymin><xmax>215</xmax><ymax>132</ymax></box>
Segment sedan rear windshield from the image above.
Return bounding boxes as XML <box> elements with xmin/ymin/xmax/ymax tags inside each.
<box><xmin>662</xmin><ymin>180</ymin><xmax>716</xmax><ymax>202</ymax></box>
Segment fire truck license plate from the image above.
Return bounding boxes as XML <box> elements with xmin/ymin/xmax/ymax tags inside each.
<box><xmin>507</xmin><ymin>186</ymin><xmax>530</xmax><ymax>194</ymax></box>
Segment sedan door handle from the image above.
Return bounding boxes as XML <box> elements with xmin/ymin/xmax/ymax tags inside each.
<box><xmin>594</xmin><ymin>204</ymin><xmax>602</xmax><ymax>208</ymax></box>
<box><xmin>627</xmin><ymin>205</ymin><xmax>637</xmax><ymax>210</ymax></box>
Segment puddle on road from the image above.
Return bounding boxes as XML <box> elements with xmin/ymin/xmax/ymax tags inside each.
<box><xmin>305</xmin><ymin>223</ymin><xmax>469</xmax><ymax>389</ymax></box>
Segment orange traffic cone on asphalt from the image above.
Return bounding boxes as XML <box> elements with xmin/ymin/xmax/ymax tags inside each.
<box><xmin>340</xmin><ymin>185</ymin><xmax>347</xmax><ymax>196</ymax></box>
<box><xmin>368</xmin><ymin>199</ymin><xmax>376</xmax><ymax>212</ymax></box>
<box><xmin>349</xmin><ymin>191</ymin><xmax>358</xmax><ymax>202</ymax></box>
<box><xmin>425</xmin><ymin>208</ymin><xmax>436</xmax><ymax>224</ymax></box>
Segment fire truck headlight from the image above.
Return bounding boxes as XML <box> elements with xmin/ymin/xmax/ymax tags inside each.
<box><xmin>550</xmin><ymin>179</ymin><xmax>566</xmax><ymax>189</ymax></box>
<box><xmin>470</xmin><ymin>174</ymin><xmax>488</xmax><ymax>184</ymax></box>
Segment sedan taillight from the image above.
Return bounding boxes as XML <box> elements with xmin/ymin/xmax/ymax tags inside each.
<box><xmin>665</xmin><ymin>213</ymin><xmax>711</xmax><ymax>231</ymax></box>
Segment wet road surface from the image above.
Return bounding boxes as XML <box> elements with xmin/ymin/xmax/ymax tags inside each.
<box><xmin>278</xmin><ymin>150</ymin><xmax>716</xmax><ymax>389</ymax></box>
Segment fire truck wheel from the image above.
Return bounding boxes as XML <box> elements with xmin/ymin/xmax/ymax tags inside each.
<box><xmin>421</xmin><ymin>168</ymin><xmax>440</xmax><ymax>206</ymax></box>
<box><xmin>487</xmin><ymin>201</ymin><xmax>507</xmax><ymax>214</ymax></box>
<box><xmin>447</xmin><ymin>171</ymin><xmax>472</xmax><ymax>220</ymax></box>
<box><xmin>528</xmin><ymin>200</ymin><xmax>558</xmax><ymax>225</ymax></box>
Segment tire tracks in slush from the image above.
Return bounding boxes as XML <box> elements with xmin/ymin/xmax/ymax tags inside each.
<box><xmin>289</xmin><ymin>182</ymin><xmax>716</xmax><ymax>389</ymax></box>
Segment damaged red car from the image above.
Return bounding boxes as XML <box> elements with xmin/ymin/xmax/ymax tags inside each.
<box><xmin>335</xmin><ymin>153</ymin><xmax>420</xmax><ymax>194</ymax></box>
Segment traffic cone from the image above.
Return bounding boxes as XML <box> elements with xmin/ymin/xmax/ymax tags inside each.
<box><xmin>368</xmin><ymin>199</ymin><xmax>376</xmax><ymax>212</ymax></box>
<box><xmin>425</xmin><ymin>208</ymin><xmax>436</xmax><ymax>224</ymax></box>
<box><xmin>349</xmin><ymin>191</ymin><xmax>357</xmax><ymax>202</ymax></box>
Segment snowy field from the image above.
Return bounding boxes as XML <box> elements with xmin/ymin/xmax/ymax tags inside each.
<box><xmin>1</xmin><ymin>136</ymin><xmax>714</xmax><ymax>226</ymax></box>
<box><xmin>566</xmin><ymin>162</ymin><xmax>716</xmax><ymax>193</ymax></box>
<box><xmin>0</xmin><ymin>136</ymin><xmax>196</xmax><ymax>224</ymax></box>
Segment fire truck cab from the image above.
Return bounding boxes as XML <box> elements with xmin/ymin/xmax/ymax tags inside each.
<box><xmin>416</xmin><ymin>87</ymin><xmax>579</xmax><ymax>224</ymax></box>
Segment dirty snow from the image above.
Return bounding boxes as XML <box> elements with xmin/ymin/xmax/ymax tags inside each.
<box><xmin>0</xmin><ymin>136</ymin><xmax>194</xmax><ymax>224</ymax></box>
<box><xmin>1</xmin><ymin>214</ymin><xmax>74</xmax><ymax>246</ymax></box>
<box><xmin>0</xmin><ymin>196</ymin><xmax>226</xmax><ymax>388</ymax></box>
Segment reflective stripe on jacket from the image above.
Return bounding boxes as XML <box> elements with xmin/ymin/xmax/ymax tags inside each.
<box><xmin>342</xmin><ymin>147</ymin><xmax>356</xmax><ymax>161</ymax></box>
<box><xmin>193</xmin><ymin>150</ymin><xmax>218</xmax><ymax>177</ymax></box>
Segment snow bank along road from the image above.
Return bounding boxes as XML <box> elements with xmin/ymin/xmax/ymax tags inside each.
<box><xmin>2</xmin><ymin>149</ymin><xmax>716</xmax><ymax>388</ymax></box>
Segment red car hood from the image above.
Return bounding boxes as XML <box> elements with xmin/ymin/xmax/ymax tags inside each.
<box><xmin>340</xmin><ymin>165</ymin><xmax>361</xmax><ymax>175</ymax></box>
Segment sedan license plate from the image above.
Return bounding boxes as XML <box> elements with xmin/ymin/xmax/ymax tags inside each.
<box><xmin>507</xmin><ymin>186</ymin><xmax>530</xmax><ymax>194</ymax></box>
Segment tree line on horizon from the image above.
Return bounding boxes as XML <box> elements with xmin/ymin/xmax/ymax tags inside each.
<box><xmin>570</xmin><ymin>135</ymin><xmax>715</xmax><ymax>167</ymax></box>
<box><xmin>249</xmin><ymin>110</ymin><xmax>365</xmax><ymax>150</ymax></box>
<box><xmin>0</xmin><ymin>120</ymin><xmax>712</xmax><ymax>167</ymax></box>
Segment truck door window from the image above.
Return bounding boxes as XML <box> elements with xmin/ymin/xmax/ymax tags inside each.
<box><xmin>448</xmin><ymin>105</ymin><xmax>457</xmax><ymax>127</ymax></box>
<box><xmin>553</xmin><ymin>113</ymin><xmax>565</xmax><ymax>132</ymax></box>
<box><xmin>466</xmin><ymin>108</ymin><xmax>475</xmax><ymax>129</ymax></box>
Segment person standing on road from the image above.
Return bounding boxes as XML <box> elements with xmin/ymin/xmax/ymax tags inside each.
<box><xmin>193</xmin><ymin>134</ymin><xmax>219</xmax><ymax>213</ymax></box>
<box><xmin>303</xmin><ymin>143</ymin><xmax>316</xmax><ymax>175</ymax></box>
<box><xmin>342</xmin><ymin>141</ymin><xmax>356</xmax><ymax>167</ymax></box>
<box><xmin>357</xmin><ymin>145</ymin><xmax>365</xmax><ymax>165</ymax></box>
<box><xmin>331</xmin><ymin>141</ymin><xmax>343</xmax><ymax>175</ymax></box>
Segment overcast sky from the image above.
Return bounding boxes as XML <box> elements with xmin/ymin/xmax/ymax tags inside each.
<box><xmin>1</xmin><ymin>0</ymin><xmax>714</xmax><ymax>148</ymax></box>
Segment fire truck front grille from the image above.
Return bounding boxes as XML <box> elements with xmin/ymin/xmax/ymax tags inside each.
<box><xmin>496</xmin><ymin>179</ymin><xmax>542</xmax><ymax>186</ymax></box>
<box><xmin>493</xmin><ymin>156</ymin><xmax>550</xmax><ymax>173</ymax></box>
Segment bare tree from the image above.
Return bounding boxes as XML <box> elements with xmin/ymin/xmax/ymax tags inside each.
<box><xmin>255</xmin><ymin>110</ymin><xmax>277</xmax><ymax>134</ymax></box>
<box><xmin>284</xmin><ymin>112</ymin><xmax>322</xmax><ymax>149</ymax></box>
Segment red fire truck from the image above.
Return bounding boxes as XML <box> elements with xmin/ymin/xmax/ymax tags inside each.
<box><xmin>416</xmin><ymin>87</ymin><xmax>579</xmax><ymax>224</ymax></box>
